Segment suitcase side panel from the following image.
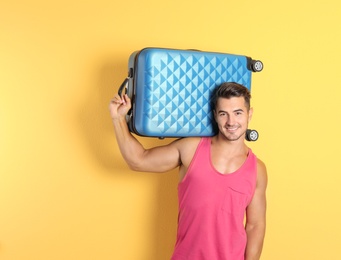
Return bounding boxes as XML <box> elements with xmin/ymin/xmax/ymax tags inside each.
<box><xmin>132</xmin><ymin>48</ymin><xmax>252</xmax><ymax>138</ymax></box>
<box><xmin>126</xmin><ymin>51</ymin><xmax>138</xmax><ymax>133</ymax></box>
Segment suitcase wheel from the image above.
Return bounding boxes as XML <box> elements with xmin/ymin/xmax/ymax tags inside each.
<box><xmin>251</xmin><ymin>60</ymin><xmax>263</xmax><ymax>72</ymax></box>
<box><xmin>246</xmin><ymin>129</ymin><xmax>259</xmax><ymax>142</ymax></box>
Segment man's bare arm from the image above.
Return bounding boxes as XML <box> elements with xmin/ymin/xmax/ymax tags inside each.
<box><xmin>110</xmin><ymin>93</ymin><xmax>182</xmax><ymax>173</ymax></box>
<box><xmin>245</xmin><ymin>159</ymin><xmax>268</xmax><ymax>260</ymax></box>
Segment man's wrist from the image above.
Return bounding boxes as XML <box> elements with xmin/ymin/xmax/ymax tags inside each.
<box><xmin>111</xmin><ymin>115</ymin><xmax>126</xmax><ymax>123</ymax></box>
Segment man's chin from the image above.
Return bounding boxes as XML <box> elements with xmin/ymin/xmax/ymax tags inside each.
<box><xmin>223</xmin><ymin>132</ymin><xmax>246</xmax><ymax>142</ymax></box>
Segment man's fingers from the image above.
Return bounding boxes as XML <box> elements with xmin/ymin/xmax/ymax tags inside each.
<box><xmin>123</xmin><ymin>94</ymin><xmax>131</xmax><ymax>105</ymax></box>
<box><xmin>110</xmin><ymin>95</ymin><xmax>125</xmax><ymax>105</ymax></box>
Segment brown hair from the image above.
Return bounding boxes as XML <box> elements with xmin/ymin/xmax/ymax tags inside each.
<box><xmin>211</xmin><ymin>82</ymin><xmax>251</xmax><ymax>110</ymax></box>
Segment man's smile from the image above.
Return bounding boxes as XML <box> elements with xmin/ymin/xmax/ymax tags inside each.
<box><xmin>225</xmin><ymin>125</ymin><xmax>240</xmax><ymax>132</ymax></box>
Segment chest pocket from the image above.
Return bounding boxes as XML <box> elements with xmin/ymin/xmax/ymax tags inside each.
<box><xmin>221</xmin><ymin>187</ymin><xmax>249</xmax><ymax>217</ymax></box>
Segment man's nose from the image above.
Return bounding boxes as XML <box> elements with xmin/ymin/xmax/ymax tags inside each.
<box><xmin>226</xmin><ymin>115</ymin><xmax>236</xmax><ymax>125</ymax></box>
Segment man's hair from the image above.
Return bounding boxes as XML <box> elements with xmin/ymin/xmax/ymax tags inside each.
<box><xmin>211</xmin><ymin>82</ymin><xmax>251</xmax><ymax>110</ymax></box>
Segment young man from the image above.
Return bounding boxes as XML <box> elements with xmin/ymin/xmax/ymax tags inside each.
<box><xmin>109</xmin><ymin>82</ymin><xmax>267</xmax><ymax>260</ymax></box>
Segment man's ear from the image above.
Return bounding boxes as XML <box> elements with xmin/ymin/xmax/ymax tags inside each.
<box><xmin>248</xmin><ymin>107</ymin><xmax>254</xmax><ymax>122</ymax></box>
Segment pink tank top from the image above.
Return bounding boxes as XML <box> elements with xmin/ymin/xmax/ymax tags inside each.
<box><xmin>171</xmin><ymin>137</ymin><xmax>257</xmax><ymax>260</ymax></box>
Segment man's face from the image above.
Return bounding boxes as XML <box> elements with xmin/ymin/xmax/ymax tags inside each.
<box><xmin>214</xmin><ymin>97</ymin><xmax>253</xmax><ymax>141</ymax></box>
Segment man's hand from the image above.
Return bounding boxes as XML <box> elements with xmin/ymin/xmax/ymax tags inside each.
<box><xmin>109</xmin><ymin>94</ymin><xmax>131</xmax><ymax>120</ymax></box>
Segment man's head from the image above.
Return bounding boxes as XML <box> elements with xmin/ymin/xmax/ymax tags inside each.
<box><xmin>211</xmin><ymin>82</ymin><xmax>251</xmax><ymax>111</ymax></box>
<box><xmin>212</xmin><ymin>82</ymin><xmax>253</xmax><ymax>141</ymax></box>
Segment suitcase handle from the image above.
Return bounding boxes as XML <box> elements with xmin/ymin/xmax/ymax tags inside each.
<box><xmin>118</xmin><ymin>77</ymin><xmax>129</xmax><ymax>96</ymax></box>
<box><xmin>118</xmin><ymin>68</ymin><xmax>133</xmax><ymax>96</ymax></box>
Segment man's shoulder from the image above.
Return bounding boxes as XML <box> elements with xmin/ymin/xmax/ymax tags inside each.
<box><xmin>256</xmin><ymin>157</ymin><xmax>268</xmax><ymax>187</ymax></box>
<box><xmin>256</xmin><ymin>157</ymin><xmax>266</xmax><ymax>171</ymax></box>
<box><xmin>175</xmin><ymin>137</ymin><xmax>203</xmax><ymax>148</ymax></box>
<box><xmin>249</xmin><ymin>148</ymin><xmax>266</xmax><ymax>170</ymax></box>
<box><xmin>174</xmin><ymin>137</ymin><xmax>203</xmax><ymax>167</ymax></box>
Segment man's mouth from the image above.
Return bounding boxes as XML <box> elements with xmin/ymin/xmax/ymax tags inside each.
<box><xmin>225</xmin><ymin>126</ymin><xmax>239</xmax><ymax>132</ymax></box>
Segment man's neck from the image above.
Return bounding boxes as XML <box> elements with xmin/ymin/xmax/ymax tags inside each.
<box><xmin>212</xmin><ymin>134</ymin><xmax>249</xmax><ymax>156</ymax></box>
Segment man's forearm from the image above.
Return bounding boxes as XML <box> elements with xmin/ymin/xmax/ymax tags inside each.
<box><xmin>245</xmin><ymin>224</ymin><xmax>266</xmax><ymax>260</ymax></box>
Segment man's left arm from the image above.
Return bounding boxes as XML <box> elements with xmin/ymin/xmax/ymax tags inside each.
<box><xmin>245</xmin><ymin>159</ymin><xmax>268</xmax><ymax>260</ymax></box>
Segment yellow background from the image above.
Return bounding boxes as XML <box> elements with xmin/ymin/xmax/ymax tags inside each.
<box><xmin>1</xmin><ymin>0</ymin><xmax>341</xmax><ymax>259</ymax></box>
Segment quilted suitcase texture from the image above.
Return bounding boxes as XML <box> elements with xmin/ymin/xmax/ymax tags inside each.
<box><xmin>119</xmin><ymin>48</ymin><xmax>263</xmax><ymax>138</ymax></box>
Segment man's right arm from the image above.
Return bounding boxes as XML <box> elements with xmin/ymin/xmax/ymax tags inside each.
<box><xmin>109</xmin><ymin>93</ymin><xmax>182</xmax><ymax>173</ymax></box>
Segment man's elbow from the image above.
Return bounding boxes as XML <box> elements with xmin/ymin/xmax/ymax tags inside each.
<box><xmin>122</xmin><ymin>155</ymin><xmax>145</xmax><ymax>172</ymax></box>
<box><xmin>126</xmin><ymin>160</ymin><xmax>145</xmax><ymax>172</ymax></box>
<box><xmin>245</xmin><ymin>221</ymin><xmax>266</xmax><ymax>234</ymax></box>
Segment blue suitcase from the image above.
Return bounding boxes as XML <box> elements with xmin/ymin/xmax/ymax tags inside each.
<box><xmin>119</xmin><ymin>48</ymin><xmax>263</xmax><ymax>139</ymax></box>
